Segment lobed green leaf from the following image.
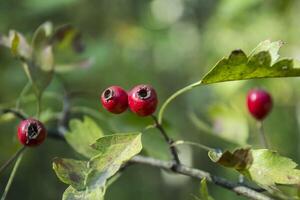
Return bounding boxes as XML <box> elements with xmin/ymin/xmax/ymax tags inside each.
<box><xmin>248</xmin><ymin>149</ymin><xmax>300</xmax><ymax>186</ymax></box>
<box><xmin>86</xmin><ymin>133</ymin><xmax>142</xmax><ymax>187</ymax></box>
<box><xmin>202</xmin><ymin>40</ymin><xmax>300</xmax><ymax>84</ymax></box>
<box><xmin>65</xmin><ymin>116</ymin><xmax>104</xmax><ymax>158</ymax></box>
<box><xmin>62</xmin><ymin>185</ymin><xmax>105</xmax><ymax>200</ymax></box>
<box><xmin>52</xmin><ymin>158</ymin><xmax>89</xmax><ymax>190</ymax></box>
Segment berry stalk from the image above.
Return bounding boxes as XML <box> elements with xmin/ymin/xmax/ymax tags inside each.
<box><xmin>257</xmin><ymin>121</ymin><xmax>269</xmax><ymax>149</ymax></box>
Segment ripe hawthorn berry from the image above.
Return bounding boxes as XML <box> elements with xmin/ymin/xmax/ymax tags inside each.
<box><xmin>247</xmin><ymin>89</ymin><xmax>273</xmax><ymax>120</ymax></box>
<box><xmin>17</xmin><ymin>118</ymin><xmax>47</xmax><ymax>146</ymax></box>
<box><xmin>101</xmin><ymin>86</ymin><xmax>128</xmax><ymax>114</ymax></box>
<box><xmin>128</xmin><ymin>84</ymin><xmax>158</xmax><ymax>117</ymax></box>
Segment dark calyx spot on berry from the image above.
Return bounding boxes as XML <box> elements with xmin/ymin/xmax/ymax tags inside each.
<box><xmin>137</xmin><ymin>87</ymin><xmax>151</xmax><ymax>100</ymax></box>
<box><xmin>104</xmin><ymin>88</ymin><xmax>114</xmax><ymax>101</ymax></box>
<box><xmin>27</xmin><ymin>123</ymin><xmax>40</xmax><ymax>139</ymax></box>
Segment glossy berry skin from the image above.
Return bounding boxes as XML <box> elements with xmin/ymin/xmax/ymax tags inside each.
<box><xmin>128</xmin><ymin>84</ymin><xmax>158</xmax><ymax>117</ymax></box>
<box><xmin>17</xmin><ymin>118</ymin><xmax>47</xmax><ymax>147</ymax></box>
<box><xmin>247</xmin><ymin>89</ymin><xmax>273</xmax><ymax>120</ymax></box>
<box><xmin>101</xmin><ymin>86</ymin><xmax>128</xmax><ymax>114</ymax></box>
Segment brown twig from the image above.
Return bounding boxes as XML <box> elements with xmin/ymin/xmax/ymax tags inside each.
<box><xmin>151</xmin><ymin>115</ymin><xmax>181</xmax><ymax>168</ymax></box>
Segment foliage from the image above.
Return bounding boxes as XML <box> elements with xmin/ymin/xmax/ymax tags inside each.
<box><xmin>1</xmin><ymin>1</ymin><xmax>300</xmax><ymax>199</ymax></box>
<box><xmin>53</xmin><ymin>117</ymin><xmax>142</xmax><ymax>199</ymax></box>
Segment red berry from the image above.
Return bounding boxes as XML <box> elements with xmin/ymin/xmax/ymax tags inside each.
<box><xmin>101</xmin><ymin>86</ymin><xmax>128</xmax><ymax>114</ymax></box>
<box><xmin>247</xmin><ymin>89</ymin><xmax>273</xmax><ymax>120</ymax></box>
<box><xmin>128</xmin><ymin>84</ymin><xmax>158</xmax><ymax>117</ymax></box>
<box><xmin>17</xmin><ymin>118</ymin><xmax>47</xmax><ymax>146</ymax></box>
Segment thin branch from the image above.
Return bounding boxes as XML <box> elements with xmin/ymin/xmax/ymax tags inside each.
<box><xmin>0</xmin><ymin>146</ymin><xmax>26</xmax><ymax>174</ymax></box>
<box><xmin>0</xmin><ymin>108</ymin><xmax>27</xmax><ymax>120</ymax></box>
<box><xmin>0</xmin><ymin>108</ymin><xmax>272</xmax><ymax>200</ymax></box>
<box><xmin>1</xmin><ymin>152</ymin><xmax>24</xmax><ymax>200</ymax></box>
<box><xmin>130</xmin><ymin>155</ymin><xmax>273</xmax><ymax>200</ymax></box>
<box><xmin>151</xmin><ymin>115</ymin><xmax>181</xmax><ymax>167</ymax></box>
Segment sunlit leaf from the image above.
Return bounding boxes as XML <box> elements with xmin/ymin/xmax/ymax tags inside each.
<box><xmin>54</xmin><ymin>132</ymin><xmax>142</xmax><ymax>200</ymax></box>
<box><xmin>250</xmin><ymin>40</ymin><xmax>282</xmax><ymax>65</ymax></box>
<box><xmin>65</xmin><ymin>116</ymin><xmax>104</xmax><ymax>158</ymax></box>
<box><xmin>63</xmin><ymin>185</ymin><xmax>105</xmax><ymax>200</ymax></box>
<box><xmin>0</xmin><ymin>30</ymin><xmax>32</xmax><ymax>59</ymax></box>
<box><xmin>210</xmin><ymin>148</ymin><xmax>300</xmax><ymax>186</ymax></box>
<box><xmin>248</xmin><ymin>149</ymin><xmax>300</xmax><ymax>186</ymax></box>
<box><xmin>86</xmin><ymin>133</ymin><xmax>142</xmax><ymax>187</ymax></box>
<box><xmin>202</xmin><ymin>40</ymin><xmax>300</xmax><ymax>84</ymax></box>
<box><xmin>32</xmin><ymin>21</ymin><xmax>53</xmax><ymax>51</ymax></box>
<box><xmin>53</xmin><ymin>158</ymin><xmax>89</xmax><ymax>190</ymax></box>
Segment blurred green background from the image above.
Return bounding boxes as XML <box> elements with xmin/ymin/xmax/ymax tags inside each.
<box><xmin>1</xmin><ymin>0</ymin><xmax>300</xmax><ymax>199</ymax></box>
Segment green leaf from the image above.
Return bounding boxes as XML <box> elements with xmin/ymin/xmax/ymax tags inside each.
<box><xmin>65</xmin><ymin>116</ymin><xmax>104</xmax><ymax>158</ymax></box>
<box><xmin>87</xmin><ymin>133</ymin><xmax>142</xmax><ymax>187</ymax></box>
<box><xmin>24</xmin><ymin>22</ymin><xmax>55</xmax><ymax>97</ymax></box>
<box><xmin>208</xmin><ymin>148</ymin><xmax>253</xmax><ymax>171</ymax></box>
<box><xmin>54</xmin><ymin>133</ymin><xmax>142</xmax><ymax>200</ymax></box>
<box><xmin>142</xmin><ymin>131</ymin><xmax>171</xmax><ymax>160</ymax></box>
<box><xmin>51</xmin><ymin>24</ymin><xmax>84</xmax><ymax>53</ymax></box>
<box><xmin>0</xmin><ymin>30</ymin><xmax>32</xmax><ymax>59</ymax></box>
<box><xmin>248</xmin><ymin>149</ymin><xmax>300</xmax><ymax>186</ymax></box>
<box><xmin>210</xmin><ymin>148</ymin><xmax>300</xmax><ymax>186</ymax></box>
<box><xmin>11</xmin><ymin>32</ymin><xmax>20</xmax><ymax>56</ymax></box>
<box><xmin>250</xmin><ymin>40</ymin><xmax>282</xmax><ymax>65</ymax></box>
<box><xmin>202</xmin><ymin>40</ymin><xmax>300</xmax><ymax>84</ymax></box>
<box><xmin>22</xmin><ymin>60</ymin><xmax>54</xmax><ymax>98</ymax></box>
<box><xmin>199</xmin><ymin>178</ymin><xmax>214</xmax><ymax>200</ymax></box>
<box><xmin>32</xmin><ymin>22</ymin><xmax>53</xmax><ymax>50</ymax></box>
<box><xmin>63</xmin><ymin>185</ymin><xmax>105</xmax><ymax>200</ymax></box>
<box><xmin>52</xmin><ymin>158</ymin><xmax>89</xmax><ymax>190</ymax></box>
<box><xmin>158</xmin><ymin>40</ymin><xmax>300</xmax><ymax>124</ymax></box>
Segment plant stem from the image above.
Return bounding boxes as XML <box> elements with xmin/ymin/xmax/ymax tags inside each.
<box><xmin>151</xmin><ymin>115</ymin><xmax>181</xmax><ymax>167</ymax></box>
<box><xmin>171</xmin><ymin>140</ymin><xmax>215</xmax><ymax>152</ymax></box>
<box><xmin>0</xmin><ymin>146</ymin><xmax>26</xmax><ymax>175</ymax></box>
<box><xmin>0</xmin><ymin>109</ymin><xmax>26</xmax><ymax>120</ymax></box>
<box><xmin>130</xmin><ymin>156</ymin><xmax>272</xmax><ymax>200</ymax></box>
<box><xmin>36</xmin><ymin>95</ymin><xmax>42</xmax><ymax>119</ymax></box>
<box><xmin>158</xmin><ymin>81</ymin><xmax>201</xmax><ymax>124</ymax></box>
<box><xmin>257</xmin><ymin>121</ymin><xmax>269</xmax><ymax>149</ymax></box>
<box><xmin>15</xmin><ymin>82</ymin><xmax>31</xmax><ymax>110</ymax></box>
<box><xmin>1</xmin><ymin>152</ymin><xmax>24</xmax><ymax>200</ymax></box>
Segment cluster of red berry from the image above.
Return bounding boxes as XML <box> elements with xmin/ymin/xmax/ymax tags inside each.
<box><xmin>100</xmin><ymin>84</ymin><xmax>158</xmax><ymax>117</ymax></box>
<box><xmin>15</xmin><ymin>87</ymin><xmax>272</xmax><ymax>147</ymax></box>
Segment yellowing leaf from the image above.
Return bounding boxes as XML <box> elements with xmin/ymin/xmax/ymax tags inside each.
<box><xmin>63</xmin><ymin>185</ymin><xmax>105</xmax><ymax>200</ymax></box>
<box><xmin>52</xmin><ymin>158</ymin><xmax>89</xmax><ymax>190</ymax></box>
<box><xmin>248</xmin><ymin>149</ymin><xmax>300</xmax><ymax>186</ymax></box>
